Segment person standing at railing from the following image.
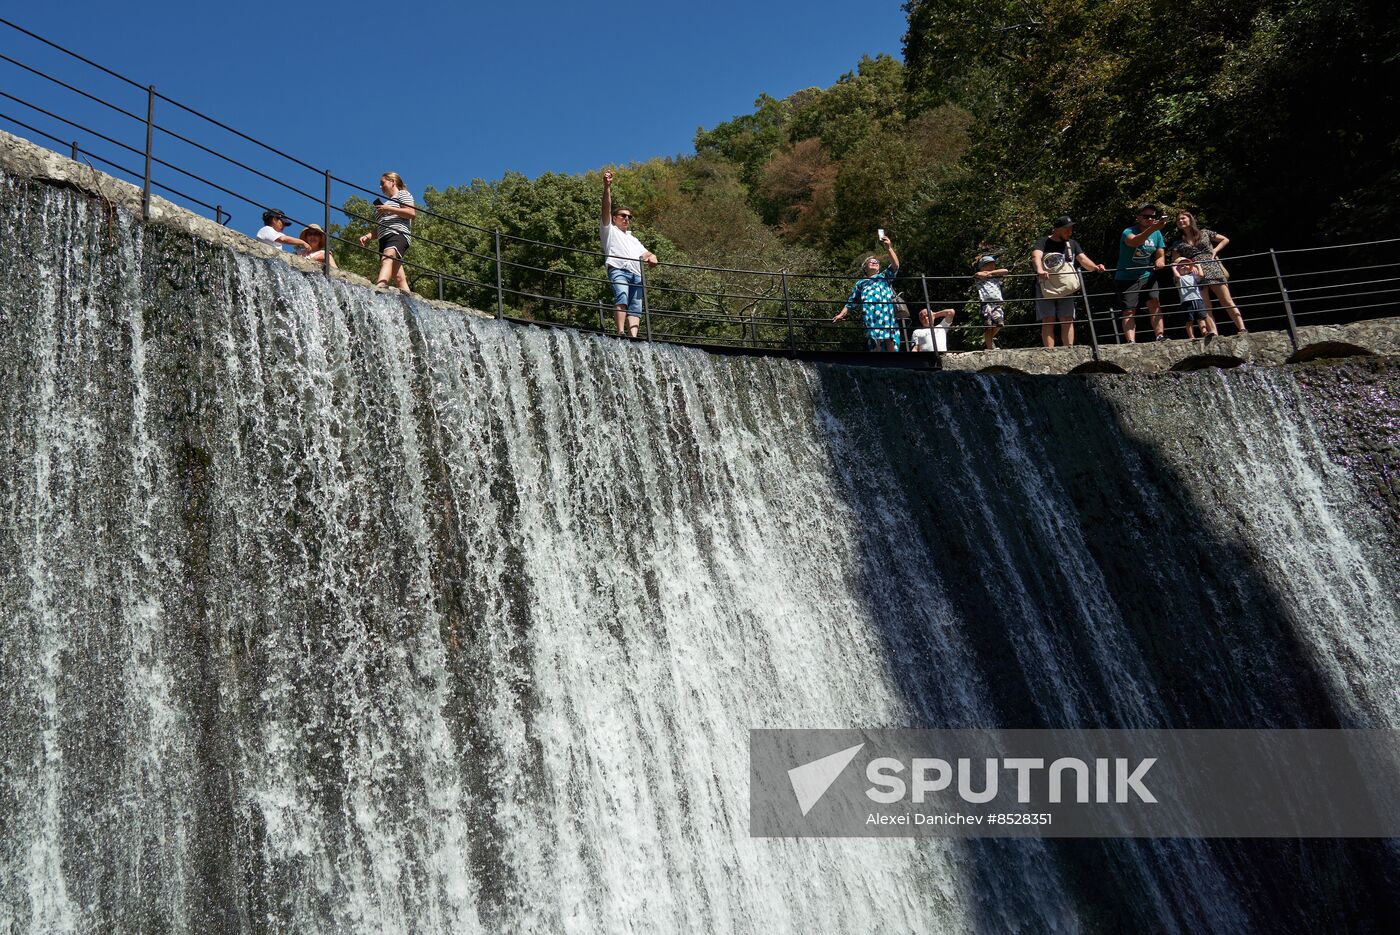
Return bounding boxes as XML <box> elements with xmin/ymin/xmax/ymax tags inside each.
<box><xmin>1173</xmin><ymin>210</ymin><xmax>1246</xmax><ymax>334</ymax></box>
<box><xmin>973</xmin><ymin>254</ymin><xmax>1010</xmax><ymax>349</ymax></box>
<box><xmin>358</xmin><ymin>172</ymin><xmax>416</xmax><ymax>292</ymax></box>
<box><xmin>601</xmin><ymin>170</ymin><xmax>658</xmax><ymax>338</ymax></box>
<box><xmin>1032</xmin><ymin>217</ymin><xmax>1106</xmax><ymax>348</ymax></box>
<box><xmin>832</xmin><ymin>234</ymin><xmax>902</xmax><ymax>351</ymax></box>
<box><xmin>1172</xmin><ymin>256</ymin><xmax>1214</xmax><ymax>339</ymax></box>
<box><xmin>1113</xmin><ymin>204</ymin><xmax>1171</xmax><ymax>342</ymax></box>
<box><xmin>255</xmin><ymin>208</ymin><xmax>308</xmax><ymax>252</ymax></box>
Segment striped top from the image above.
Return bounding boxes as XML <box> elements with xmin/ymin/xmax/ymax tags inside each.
<box><xmin>376</xmin><ymin>190</ymin><xmax>415</xmax><ymax>241</ymax></box>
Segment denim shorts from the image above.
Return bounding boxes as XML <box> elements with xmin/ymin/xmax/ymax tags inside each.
<box><xmin>608</xmin><ymin>266</ymin><xmax>644</xmax><ymax>317</ymax></box>
<box><xmin>1181</xmin><ymin>298</ymin><xmax>1208</xmax><ymax>322</ymax></box>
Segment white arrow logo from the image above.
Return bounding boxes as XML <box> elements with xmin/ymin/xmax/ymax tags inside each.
<box><xmin>788</xmin><ymin>743</ymin><xmax>866</xmax><ymax>816</ymax></box>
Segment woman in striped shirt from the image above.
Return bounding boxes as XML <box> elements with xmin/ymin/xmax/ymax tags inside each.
<box><xmin>358</xmin><ymin>171</ymin><xmax>416</xmax><ymax>292</ymax></box>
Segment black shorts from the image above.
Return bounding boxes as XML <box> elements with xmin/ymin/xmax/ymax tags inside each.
<box><xmin>378</xmin><ymin>232</ymin><xmax>410</xmax><ymax>258</ymax></box>
<box><xmin>1113</xmin><ymin>275</ymin><xmax>1160</xmax><ymax>311</ymax></box>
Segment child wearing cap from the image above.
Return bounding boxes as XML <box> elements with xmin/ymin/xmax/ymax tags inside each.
<box><xmin>1173</xmin><ymin>254</ymin><xmax>1216</xmax><ymax>339</ymax></box>
<box><xmin>974</xmin><ymin>255</ymin><xmax>1010</xmax><ymax>350</ymax></box>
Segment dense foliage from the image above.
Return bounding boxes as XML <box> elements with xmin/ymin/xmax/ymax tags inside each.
<box><xmin>335</xmin><ymin>1</ymin><xmax>1398</xmax><ymax>348</ymax></box>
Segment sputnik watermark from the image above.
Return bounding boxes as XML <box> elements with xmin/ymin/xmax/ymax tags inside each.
<box><xmin>864</xmin><ymin>756</ymin><xmax>1157</xmax><ymax>804</ymax></box>
<box><xmin>751</xmin><ymin>729</ymin><xmax>1400</xmax><ymax>838</ymax></box>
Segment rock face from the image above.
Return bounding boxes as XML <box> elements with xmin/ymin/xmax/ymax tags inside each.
<box><xmin>3</xmin><ymin>135</ymin><xmax>1400</xmax><ymax>933</ymax></box>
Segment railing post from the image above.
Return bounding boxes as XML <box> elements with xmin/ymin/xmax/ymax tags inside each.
<box><xmin>437</xmin><ymin>274</ymin><xmax>444</xmax><ymax>301</ymax></box>
<box><xmin>1269</xmin><ymin>248</ymin><xmax>1300</xmax><ymax>350</ymax></box>
<box><xmin>638</xmin><ymin>260</ymin><xmax>653</xmax><ymax>342</ymax></box>
<box><xmin>493</xmin><ymin>228</ymin><xmax>505</xmax><ymax>320</ymax></box>
<box><xmin>214</xmin><ymin>205</ymin><xmax>224</xmax><ymax>226</ymax></box>
<box><xmin>322</xmin><ymin>169</ymin><xmax>332</xmax><ymax>276</ymax></box>
<box><xmin>1079</xmin><ymin>275</ymin><xmax>1101</xmax><ymax>360</ymax></box>
<box><xmin>70</xmin><ymin>140</ymin><xmax>78</xmax><ymax>160</ymax></box>
<box><xmin>919</xmin><ymin>273</ymin><xmax>940</xmax><ymax>360</ymax></box>
<box><xmin>781</xmin><ymin>270</ymin><xmax>795</xmax><ymax>356</ymax></box>
<box><xmin>141</xmin><ymin>85</ymin><xmax>154</xmax><ymax>219</ymax></box>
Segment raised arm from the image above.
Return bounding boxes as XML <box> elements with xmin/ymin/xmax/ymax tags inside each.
<box><xmin>602</xmin><ymin>170</ymin><xmax>614</xmax><ymax>228</ymax></box>
<box><xmin>975</xmin><ymin>267</ymin><xmax>1011</xmax><ymax>279</ymax></box>
<box><xmin>882</xmin><ymin>234</ymin><xmax>899</xmax><ymax>271</ymax></box>
<box><xmin>1125</xmin><ymin>217</ymin><xmax>1170</xmax><ymax>248</ymax></box>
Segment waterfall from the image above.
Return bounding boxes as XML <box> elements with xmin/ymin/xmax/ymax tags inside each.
<box><xmin>2</xmin><ymin>170</ymin><xmax>1397</xmax><ymax>933</ymax></box>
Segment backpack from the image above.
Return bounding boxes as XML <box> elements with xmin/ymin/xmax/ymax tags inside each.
<box><xmin>1041</xmin><ymin>241</ymin><xmax>1081</xmax><ymax>299</ymax></box>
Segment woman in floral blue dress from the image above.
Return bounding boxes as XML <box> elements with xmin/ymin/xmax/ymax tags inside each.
<box><xmin>833</xmin><ymin>234</ymin><xmax>902</xmax><ymax>351</ymax></box>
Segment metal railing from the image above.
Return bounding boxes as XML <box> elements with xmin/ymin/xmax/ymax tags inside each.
<box><xmin>2</xmin><ymin>16</ymin><xmax>1398</xmax><ymax>363</ymax></box>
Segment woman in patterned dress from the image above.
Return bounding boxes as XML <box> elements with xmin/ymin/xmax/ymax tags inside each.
<box><xmin>832</xmin><ymin>234</ymin><xmax>902</xmax><ymax>351</ymax></box>
<box><xmin>1173</xmin><ymin>210</ymin><xmax>1246</xmax><ymax>334</ymax></box>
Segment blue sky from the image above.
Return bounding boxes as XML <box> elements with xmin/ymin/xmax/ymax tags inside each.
<box><xmin>1</xmin><ymin>2</ymin><xmax>907</xmax><ymax>233</ymax></box>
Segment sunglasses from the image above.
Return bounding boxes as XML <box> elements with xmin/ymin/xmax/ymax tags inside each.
<box><xmin>616</xmin><ymin>213</ymin><xmax>632</xmax><ymax>220</ymax></box>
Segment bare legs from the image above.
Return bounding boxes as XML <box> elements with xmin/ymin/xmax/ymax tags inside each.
<box><xmin>615</xmin><ymin>307</ymin><xmax>640</xmax><ymax>338</ymax></box>
<box><xmin>1208</xmin><ymin>283</ymin><xmax>1246</xmax><ymax>333</ymax></box>
<box><xmin>1121</xmin><ymin>299</ymin><xmax>1163</xmax><ymax>342</ymax></box>
<box><xmin>1041</xmin><ymin>317</ymin><xmax>1074</xmax><ymax>347</ymax></box>
<box><xmin>376</xmin><ymin>247</ymin><xmax>410</xmax><ymax>293</ymax></box>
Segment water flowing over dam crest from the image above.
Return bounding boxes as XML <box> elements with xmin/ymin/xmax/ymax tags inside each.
<box><xmin>1</xmin><ymin>155</ymin><xmax>1399</xmax><ymax>933</ymax></box>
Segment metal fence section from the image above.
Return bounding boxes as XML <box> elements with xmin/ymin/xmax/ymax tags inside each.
<box><xmin>3</xmin><ymin>16</ymin><xmax>1398</xmax><ymax>362</ymax></box>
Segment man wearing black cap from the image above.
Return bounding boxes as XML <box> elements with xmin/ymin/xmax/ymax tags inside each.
<box><xmin>255</xmin><ymin>209</ymin><xmax>308</xmax><ymax>252</ymax></box>
<box><xmin>1031</xmin><ymin>216</ymin><xmax>1106</xmax><ymax>348</ymax></box>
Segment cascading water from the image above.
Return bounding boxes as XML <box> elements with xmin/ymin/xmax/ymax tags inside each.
<box><xmin>1</xmin><ymin>166</ymin><xmax>1398</xmax><ymax>934</ymax></box>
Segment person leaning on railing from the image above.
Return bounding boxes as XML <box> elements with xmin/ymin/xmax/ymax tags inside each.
<box><xmin>973</xmin><ymin>254</ymin><xmax>1010</xmax><ymax>349</ymax></box>
<box><xmin>1032</xmin><ymin>216</ymin><xmax>1106</xmax><ymax>349</ymax></box>
<box><xmin>358</xmin><ymin>171</ymin><xmax>416</xmax><ymax>293</ymax></box>
<box><xmin>832</xmin><ymin>233</ymin><xmax>902</xmax><ymax>352</ymax></box>
<box><xmin>600</xmin><ymin>170</ymin><xmax>658</xmax><ymax>338</ymax></box>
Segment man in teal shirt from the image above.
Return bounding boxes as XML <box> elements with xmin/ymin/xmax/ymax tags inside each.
<box><xmin>1113</xmin><ymin>204</ymin><xmax>1171</xmax><ymax>342</ymax></box>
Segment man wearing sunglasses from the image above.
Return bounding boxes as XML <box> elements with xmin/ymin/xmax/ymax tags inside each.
<box><xmin>601</xmin><ymin>170</ymin><xmax>658</xmax><ymax>338</ymax></box>
<box><xmin>1114</xmin><ymin>203</ymin><xmax>1171</xmax><ymax>342</ymax></box>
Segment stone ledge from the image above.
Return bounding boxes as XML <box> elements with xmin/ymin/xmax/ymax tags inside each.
<box><xmin>942</xmin><ymin>319</ymin><xmax>1400</xmax><ymax>375</ymax></box>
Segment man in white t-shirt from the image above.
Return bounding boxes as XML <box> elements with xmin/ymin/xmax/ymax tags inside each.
<box><xmin>254</xmin><ymin>208</ymin><xmax>307</xmax><ymax>252</ymax></box>
<box><xmin>910</xmin><ymin>306</ymin><xmax>956</xmax><ymax>353</ymax></box>
<box><xmin>601</xmin><ymin>170</ymin><xmax>658</xmax><ymax>338</ymax></box>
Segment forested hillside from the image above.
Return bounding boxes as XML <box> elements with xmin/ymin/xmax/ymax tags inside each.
<box><xmin>337</xmin><ymin>0</ymin><xmax>1398</xmax><ymax>345</ymax></box>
